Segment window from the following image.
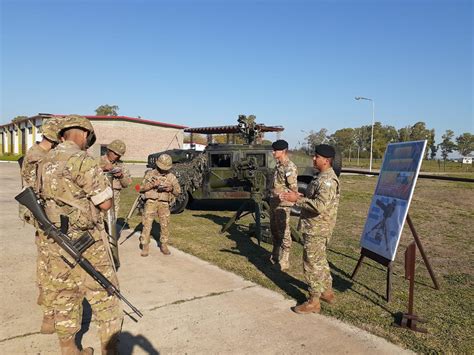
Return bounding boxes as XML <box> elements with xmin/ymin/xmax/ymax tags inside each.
<box><xmin>210</xmin><ymin>153</ymin><xmax>232</xmax><ymax>168</ymax></box>
<box><xmin>245</xmin><ymin>153</ymin><xmax>266</xmax><ymax>167</ymax></box>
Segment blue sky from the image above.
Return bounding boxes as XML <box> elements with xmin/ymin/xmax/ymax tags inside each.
<box><xmin>1</xmin><ymin>0</ymin><xmax>472</xmax><ymax>148</ymax></box>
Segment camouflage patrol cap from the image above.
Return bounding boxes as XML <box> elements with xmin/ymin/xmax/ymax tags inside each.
<box><xmin>41</xmin><ymin>117</ymin><xmax>61</xmax><ymax>143</ymax></box>
<box><xmin>60</xmin><ymin>115</ymin><xmax>97</xmax><ymax>148</ymax></box>
<box><xmin>156</xmin><ymin>154</ymin><xmax>172</xmax><ymax>171</ymax></box>
<box><xmin>107</xmin><ymin>139</ymin><xmax>126</xmax><ymax>156</ymax></box>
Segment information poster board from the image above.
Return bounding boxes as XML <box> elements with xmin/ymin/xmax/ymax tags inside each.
<box><xmin>360</xmin><ymin>140</ymin><xmax>427</xmax><ymax>260</ymax></box>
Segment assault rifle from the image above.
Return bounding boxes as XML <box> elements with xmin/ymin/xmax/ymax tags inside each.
<box><xmin>15</xmin><ymin>187</ymin><xmax>143</xmax><ymax>320</ymax></box>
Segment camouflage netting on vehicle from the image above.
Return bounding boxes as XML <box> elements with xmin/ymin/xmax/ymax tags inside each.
<box><xmin>170</xmin><ymin>153</ymin><xmax>208</xmax><ymax>206</ymax></box>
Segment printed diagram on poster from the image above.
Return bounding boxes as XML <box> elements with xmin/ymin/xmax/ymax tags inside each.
<box><xmin>360</xmin><ymin>140</ymin><xmax>427</xmax><ymax>260</ymax></box>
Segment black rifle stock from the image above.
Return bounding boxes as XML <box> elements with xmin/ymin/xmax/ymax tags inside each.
<box><xmin>15</xmin><ymin>187</ymin><xmax>143</xmax><ymax>319</ymax></box>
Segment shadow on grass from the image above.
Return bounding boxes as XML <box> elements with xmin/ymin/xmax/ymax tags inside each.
<box><xmin>118</xmin><ymin>221</ymin><xmax>165</xmax><ymax>248</ymax></box>
<box><xmin>193</xmin><ymin>212</ymin><xmax>308</xmax><ymax>303</ymax></box>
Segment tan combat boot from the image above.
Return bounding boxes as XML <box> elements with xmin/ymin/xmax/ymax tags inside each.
<box><xmin>37</xmin><ymin>289</ymin><xmax>44</xmax><ymax>306</ymax></box>
<box><xmin>160</xmin><ymin>244</ymin><xmax>171</xmax><ymax>255</ymax></box>
<box><xmin>320</xmin><ymin>289</ymin><xmax>335</xmax><ymax>304</ymax></box>
<box><xmin>278</xmin><ymin>250</ymin><xmax>290</xmax><ymax>271</ymax></box>
<box><xmin>101</xmin><ymin>335</ymin><xmax>118</xmax><ymax>355</ymax></box>
<box><xmin>292</xmin><ymin>297</ymin><xmax>321</xmax><ymax>314</ymax></box>
<box><xmin>141</xmin><ymin>244</ymin><xmax>149</xmax><ymax>257</ymax></box>
<box><xmin>40</xmin><ymin>313</ymin><xmax>55</xmax><ymax>334</ymax></box>
<box><xmin>59</xmin><ymin>338</ymin><xmax>94</xmax><ymax>355</ymax></box>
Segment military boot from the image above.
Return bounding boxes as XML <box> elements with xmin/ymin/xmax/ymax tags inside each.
<box><xmin>320</xmin><ymin>289</ymin><xmax>335</xmax><ymax>304</ymax></box>
<box><xmin>37</xmin><ymin>289</ymin><xmax>44</xmax><ymax>306</ymax></box>
<box><xmin>278</xmin><ymin>250</ymin><xmax>290</xmax><ymax>271</ymax></box>
<box><xmin>101</xmin><ymin>335</ymin><xmax>119</xmax><ymax>355</ymax></box>
<box><xmin>59</xmin><ymin>338</ymin><xmax>94</xmax><ymax>355</ymax></box>
<box><xmin>292</xmin><ymin>297</ymin><xmax>321</xmax><ymax>314</ymax></box>
<box><xmin>40</xmin><ymin>313</ymin><xmax>55</xmax><ymax>334</ymax></box>
<box><xmin>141</xmin><ymin>244</ymin><xmax>149</xmax><ymax>257</ymax></box>
<box><xmin>160</xmin><ymin>244</ymin><xmax>171</xmax><ymax>255</ymax></box>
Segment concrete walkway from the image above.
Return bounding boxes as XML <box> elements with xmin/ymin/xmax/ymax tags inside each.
<box><xmin>0</xmin><ymin>162</ymin><xmax>409</xmax><ymax>354</ymax></box>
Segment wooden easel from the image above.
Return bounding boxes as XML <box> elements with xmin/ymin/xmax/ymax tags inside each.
<box><xmin>395</xmin><ymin>241</ymin><xmax>428</xmax><ymax>332</ymax></box>
<box><xmin>351</xmin><ymin>213</ymin><xmax>439</xmax><ymax>302</ymax></box>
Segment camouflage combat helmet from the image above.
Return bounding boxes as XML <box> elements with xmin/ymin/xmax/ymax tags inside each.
<box><xmin>41</xmin><ymin>117</ymin><xmax>61</xmax><ymax>143</ymax></box>
<box><xmin>107</xmin><ymin>139</ymin><xmax>126</xmax><ymax>156</ymax></box>
<box><xmin>60</xmin><ymin>115</ymin><xmax>97</xmax><ymax>148</ymax></box>
<box><xmin>156</xmin><ymin>154</ymin><xmax>172</xmax><ymax>171</ymax></box>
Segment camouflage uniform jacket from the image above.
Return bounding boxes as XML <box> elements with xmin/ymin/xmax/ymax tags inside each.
<box><xmin>21</xmin><ymin>143</ymin><xmax>48</xmax><ymax>191</ymax></box>
<box><xmin>296</xmin><ymin>167</ymin><xmax>340</xmax><ymax>236</ymax></box>
<box><xmin>272</xmin><ymin>157</ymin><xmax>298</xmax><ymax>207</ymax></box>
<box><xmin>99</xmin><ymin>156</ymin><xmax>132</xmax><ymax>190</ymax></box>
<box><xmin>140</xmin><ymin>169</ymin><xmax>181</xmax><ymax>202</ymax></box>
<box><xmin>41</xmin><ymin>141</ymin><xmax>113</xmax><ymax>237</ymax></box>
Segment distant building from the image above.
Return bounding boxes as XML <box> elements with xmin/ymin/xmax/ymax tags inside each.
<box><xmin>0</xmin><ymin>113</ymin><xmax>187</xmax><ymax>161</ymax></box>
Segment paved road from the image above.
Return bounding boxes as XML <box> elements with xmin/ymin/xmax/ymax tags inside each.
<box><xmin>0</xmin><ymin>161</ymin><xmax>410</xmax><ymax>354</ymax></box>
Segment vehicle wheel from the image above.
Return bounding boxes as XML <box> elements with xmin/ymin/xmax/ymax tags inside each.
<box><xmin>291</xmin><ymin>181</ymin><xmax>308</xmax><ymax>216</ymax></box>
<box><xmin>171</xmin><ymin>191</ymin><xmax>189</xmax><ymax>214</ymax></box>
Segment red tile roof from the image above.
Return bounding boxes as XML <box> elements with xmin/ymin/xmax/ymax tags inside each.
<box><xmin>1</xmin><ymin>114</ymin><xmax>188</xmax><ymax>129</ymax></box>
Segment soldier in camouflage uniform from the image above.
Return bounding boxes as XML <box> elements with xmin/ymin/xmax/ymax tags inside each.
<box><xmin>139</xmin><ymin>154</ymin><xmax>181</xmax><ymax>257</ymax></box>
<box><xmin>280</xmin><ymin>144</ymin><xmax>340</xmax><ymax>314</ymax></box>
<box><xmin>99</xmin><ymin>139</ymin><xmax>132</xmax><ymax>217</ymax></box>
<box><xmin>20</xmin><ymin>117</ymin><xmax>62</xmax><ymax>334</ymax></box>
<box><xmin>269</xmin><ymin>139</ymin><xmax>298</xmax><ymax>271</ymax></box>
<box><xmin>40</xmin><ymin>115</ymin><xmax>123</xmax><ymax>354</ymax></box>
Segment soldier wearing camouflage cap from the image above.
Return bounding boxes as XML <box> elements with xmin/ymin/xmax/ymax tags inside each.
<box><xmin>99</xmin><ymin>139</ymin><xmax>132</xmax><ymax>217</ymax></box>
<box><xmin>269</xmin><ymin>139</ymin><xmax>298</xmax><ymax>271</ymax></box>
<box><xmin>19</xmin><ymin>116</ymin><xmax>64</xmax><ymax>335</ymax></box>
<box><xmin>138</xmin><ymin>153</ymin><xmax>181</xmax><ymax>256</ymax></box>
<box><xmin>40</xmin><ymin>114</ymin><xmax>122</xmax><ymax>354</ymax></box>
<box><xmin>280</xmin><ymin>144</ymin><xmax>340</xmax><ymax>314</ymax></box>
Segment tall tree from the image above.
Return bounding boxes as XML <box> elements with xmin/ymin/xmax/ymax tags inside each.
<box><xmin>330</xmin><ymin>128</ymin><xmax>355</xmax><ymax>159</ymax></box>
<box><xmin>409</xmin><ymin>121</ymin><xmax>430</xmax><ymax>140</ymax></box>
<box><xmin>398</xmin><ymin>126</ymin><xmax>411</xmax><ymax>142</ymax></box>
<box><xmin>456</xmin><ymin>133</ymin><xmax>474</xmax><ymax>156</ymax></box>
<box><xmin>12</xmin><ymin>115</ymin><xmax>28</xmax><ymax>123</ymax></box>
<box><xmin>305</xmin><ymin>128</ymin><xmax>329</xmax><ymax>152</ymax></box>
<box><xmin>429</xmin><ymin>129</ymin><xmax>438</xmax><ymax>159</ymax></box>
<box><xmin>95</xmin><ymin>104</ymin><xmax>119</xmax><ymax>116</ymax></box>
<box><xmin>438</xmin><ymin>130</ymin><xmax>456</xmax><ymax>161</ymax></box>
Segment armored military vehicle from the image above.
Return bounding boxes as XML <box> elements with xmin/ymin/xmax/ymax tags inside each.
<box><xmin>147</xmin><ymin>115</ymin><xmax>341</xmax><ymax>215</ymax></box>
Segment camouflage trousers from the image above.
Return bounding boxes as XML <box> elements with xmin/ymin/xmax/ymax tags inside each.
<box><xmin>269</xmin><ymin>200</ymin><xmax>292</xmax><ymax>252</ymax></box>
<box><xmin>140</xmin><ymin>199</ymin><xmax>171</xmax><ymax>245</ymax></box>
<box><xmin>113</xmin><ymin>189</ymin><xmax>121</xmax><ymax>218</ymax></box>
<box><xmin>36</xmin><ymin>230</ymin><xmax>56</xmax><ymax>316</ymax></box>
<box><xmin>48</xmin><ymin>228</ymin><xmax>123</xmax><ymax>343</ymax></box>
<box><xmin>302</xmin><ymin>232</ymin><xmax>332</xmax><ymax>298</ymax></box>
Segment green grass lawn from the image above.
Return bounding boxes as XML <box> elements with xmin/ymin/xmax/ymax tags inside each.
<box><xmin>119</xmin><ymin>175</ymin><xmax>473</xmax><ymax>353</ymax></box>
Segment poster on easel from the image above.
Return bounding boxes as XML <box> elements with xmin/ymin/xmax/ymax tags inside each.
<box><xmin>360</xmin><ymin>140</ymin><xmax>427</xmax><ymax>261</ymax></box>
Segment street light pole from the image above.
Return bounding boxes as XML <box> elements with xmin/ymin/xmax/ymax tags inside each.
<box><xmin>355</xmin><ymin>96</ymin><xmax>375</xmax><ymax>172</ymax></box>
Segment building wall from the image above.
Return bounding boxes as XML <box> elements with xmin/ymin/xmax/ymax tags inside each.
<box><xmin>1</xmin><ymin>116</ymin><xmax>184</xmax><ymax>159</ymax></box>
<box><xmin>90</xmin><ymin>119</ymin><xmax>184</xmax><ymax>161</ymax></box>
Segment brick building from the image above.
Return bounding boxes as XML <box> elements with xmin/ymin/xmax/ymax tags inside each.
<box><xmin>0</xmin><ymin>113</ymin><xmax>187</xmax><ymax>161</ymax></box>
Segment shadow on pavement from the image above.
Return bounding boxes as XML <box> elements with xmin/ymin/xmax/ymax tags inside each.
<box><xmin>119</xmin><ymin>331</ymin><xmax>160</xmax><ymax>355</ymax></box>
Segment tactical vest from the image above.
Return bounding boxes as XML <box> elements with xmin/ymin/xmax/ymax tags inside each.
<box><xmin>143</xmin><ymin>171</ymin><xmax>175</xmax><ymax>202</ymax></box>
<box><xmin>41</xmin><ymin>143</ymin><xmax>100</xmax><ymax>232</ymax></box>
